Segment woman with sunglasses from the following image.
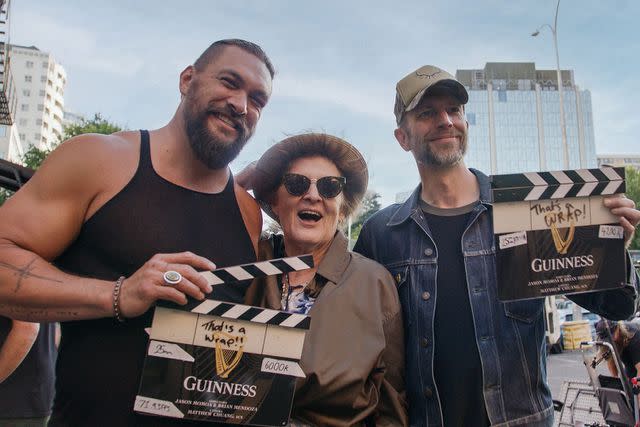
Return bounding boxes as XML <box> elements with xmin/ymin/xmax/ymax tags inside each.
<box><xmin>243</xmin><ymin>133</ymin><xmax>407</xmax><ymax>426</ymax></box>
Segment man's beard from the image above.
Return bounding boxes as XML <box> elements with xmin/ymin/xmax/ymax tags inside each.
<box><xmin>183</xmin><ymin>101</ymin><xmax>250</xmax><ymax>170</ymax></box>
<box><xmin>414</xmin><ymin>133</ymin><xmax>467</xmax><ymax>167</ymax></box>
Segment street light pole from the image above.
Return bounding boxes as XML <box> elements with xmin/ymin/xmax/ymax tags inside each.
<box><xmin>532</xmin><ymin>0</ymin><xmax>581</xmax><ymax>324</ymax></box>
<box><xmin>532</xmin><ymin>0</ymin><xmax>569</xmax><ymax>170</ymax></box>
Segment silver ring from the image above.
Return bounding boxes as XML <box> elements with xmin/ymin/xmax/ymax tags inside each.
<box><xmin>163</xmin><ymin>271</ymin><xmax>182</xmax><ymax>286</ymax></box>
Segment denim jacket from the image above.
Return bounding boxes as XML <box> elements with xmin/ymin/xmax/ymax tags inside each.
<box><xmin>354</xmin><ymin>169</ymin><xmax>638</xmax><ymax>427</ymax></box>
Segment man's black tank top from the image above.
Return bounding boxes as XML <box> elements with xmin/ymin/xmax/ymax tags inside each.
<box><xmin>50</xmin><ymin>130</ymin><xmax>256</xmax><ymax>426</ymax></box>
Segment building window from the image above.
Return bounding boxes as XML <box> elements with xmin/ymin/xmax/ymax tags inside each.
<box><xmin>39</xmin><ymin>89</ymin><xmax>46</xmax><ymax>97</ymax></box>
<box><xmin>19</xmin><ymin>118</ymin><xmax>27</xmax><ymax>126</ymax></box>
<box><xmin>19</xmin><ymin>133</ymin><xmax>25</xmax><ymax>141</ymax></box>
<box><xmin>36</xmin><ymin>119</ymin><xmax>43</xmax><ymax>126</ymax></box>
<box><xmin>24</xmin><ymin>75</ymin><xmax>32</xmax><ymax>83</ymax></box>
<box><xmin>21</xmin><ymin>104</ymin><xmax>29</xmax><ymax>111</ymax></box>
<box><xmin>498</xmin><ymin>90</ymin><xmax>507</xmax><ymax>102</ymax></box>
<box><xmin>22</xmin><ymin>89</ymin><xmax>31</xmax><ymax>97</ymax></box>
<box><xmin>26</xmin><ymin>60</ymin><xmax>34</xmax><ymax>68</ymax></box>
<box><xmin>34</xmin><ymin>133</ymin><xmax>41</xmax><ymax>140</ymax></box>
<box><xmin>37</xmin><ymin>104</ymin><xmax>44</xmax><ymax>111</ymax></box>
<box><xmin>41</xmin><ymin>75</ymin><xmax>47</xmax><ymax>83</ymax></box>
<box><xmin>42</xmin><ymin>61</ymin><xmax>48</xmax><ymax>68</ymax></box>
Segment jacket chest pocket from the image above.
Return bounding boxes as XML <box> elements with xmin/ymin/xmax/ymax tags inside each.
<box><xmin>503</xmin><ymin>299</ymin><xmax>544</xmax><ymax>323</ymax></box>
<box><xmin>388</xmin><ymin>264</ymin><xmax>413</xmax><ymax>327</ymax></box>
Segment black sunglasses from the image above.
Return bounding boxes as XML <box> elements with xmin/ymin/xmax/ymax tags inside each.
<box><xmin>282</xmin><ymin>173</ymin><xmax>346</xmax><ymax>199</ymax></box>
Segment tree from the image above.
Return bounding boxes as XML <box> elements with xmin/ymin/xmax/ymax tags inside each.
<box><xmin>625</xmin><ymin>167</ymin><xmax>640</xmax><ymax>250</ymax></box>
<box><xmin>61</xmin><ymin>113</ymin><xmax>122</xmax><ymax>141</ymax></box>
<box><xmin>21</xmin><ymin>144</ymin><xmax>52</xmax><ymax>170</ymax></box>
<box><xmin>0</xmin><ymin>188</ymin><xmax>9</xmax><ymax>205</ymax></box>
<box><xmin>347</xmin><ymin>191</ymin><xmax>382</xmax><ymax>246</ymax></box>
<box><xmin>0</xmin><ymin>114</ymin><xmax>122</xmax><ymax>206</ymax></box>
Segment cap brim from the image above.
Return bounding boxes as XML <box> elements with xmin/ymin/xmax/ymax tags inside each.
<box><xmin>406</xmin><ymin>79</ymin><xmax>469</xmax><ymax>112</ymax></box>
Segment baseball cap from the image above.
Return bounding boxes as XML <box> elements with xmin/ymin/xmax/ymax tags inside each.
<box><xmin>394</xmin><ymin>65</ymin><xmax>469</xmax><ymax>125</ymax></box>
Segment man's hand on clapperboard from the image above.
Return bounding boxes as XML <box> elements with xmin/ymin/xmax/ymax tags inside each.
<box><xmin>118</xmin><ymin>252</ymin><xmax>216</xmax><ymax>319</ymax></box>
<box><xmin>603</xmin><ymin>195</ymin><xmax>640</xmax><ymax>247</ymax></box>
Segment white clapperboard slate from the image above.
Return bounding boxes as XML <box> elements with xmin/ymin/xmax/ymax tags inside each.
<box><xmin>491</xmin><ymin>167</ymin><xmax>626</xmax><ymax>301</ymax></box>
<box><xmin>135</xmin><ymin>255</ymin><xmax>314</xmax><ymax>425</ymax></box>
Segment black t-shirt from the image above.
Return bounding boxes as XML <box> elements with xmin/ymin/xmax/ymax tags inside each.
<box><xmin>620</xmin><ymin>324</ymin><xmax>640</xmax><ymax>380</ymax></box>
<box><xmin>0</xmin><ymin>317</ymin><xmax>56</xmax><ymax>418</ymax></box>
<box><xmin>421</xmin><ymin>199</ymin><xmax>490</xmax><ymax>427</ymax></box>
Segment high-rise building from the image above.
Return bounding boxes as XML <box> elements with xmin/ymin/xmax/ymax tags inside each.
<box><xmin>456</xmin><ymin>62</ymin><xmax>596</xmax><ymax>174</ymax></box>
<box><xmin>0</xmin><ymin>0</ymin><xmax>20</xmax><ymax>162</ymax></box>
<box><xmin>597</xmin><ymin>154</ymin><xmax>640</xmax><ymax>171</ymax></box>
<box><xmin>0</xmin><ymin>44</ymin><xmax>66</xmax><ymax>160</ymax></box>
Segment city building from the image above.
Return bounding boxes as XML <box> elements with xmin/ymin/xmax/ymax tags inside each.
<box><xmin>0</xmin><ymin>0</ymin><xmax>19</xmax><ymax>161</ymax></box>
<box><xmin>0</xmin><ymin>44</ymin><xmax>66</xmax><ymax>161</ymax></box>
<box><xmin>597</xmin><ymin>154</ymin><xmax>640</xmax><ymax>171</ymax></box>
<box><xmin>63</xmin><ymin>110</ymin><xmax>84</xmax><ymax>129</ymax></box>
<box><xmin>456</xmin><ymin>62</ymin><xmax>596</xmax><ymax>174</ymax></box>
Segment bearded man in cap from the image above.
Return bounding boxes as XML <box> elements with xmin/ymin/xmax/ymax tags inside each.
<box><xmin>354</xmin><ymin>65</ymin><xmax>640</xmax><ymax>426</ymax></box>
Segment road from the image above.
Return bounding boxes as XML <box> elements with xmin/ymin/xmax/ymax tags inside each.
<box><xmin>547</xmin><ymin>349</ymin><xmax>589</xmax><ymax>398</ymax></box>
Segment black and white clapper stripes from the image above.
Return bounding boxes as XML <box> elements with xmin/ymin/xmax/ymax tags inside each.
<box><xmin>158</xmin><ymin>254</ymin><xmax>314</xmax><ymax>329</ymax></box>
<box><xmin>199</xmin><ymin>254</ymin><xmax>314</xmax><ymax>286</ymax></box>
<box><xmin>491</xmin><ymin>167</ymin><xmax>626</xmax><ymax>203</ymax></box>
<box><xmin>188</xmin><ymin>300</ymin><xmax>310</xmax><ymax>329</ymax></box>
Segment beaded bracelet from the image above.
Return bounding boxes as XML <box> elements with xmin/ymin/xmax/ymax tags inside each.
<box><xmin>113</xmin><ymin>276</ymin><xmax>126</xmax><ymax>323</ymax></box>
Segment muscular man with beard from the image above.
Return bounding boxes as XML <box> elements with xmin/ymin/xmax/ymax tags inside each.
<box><xmin>354</xmin><ymin>65</ymin><xmax>640</xmax><ymax>426</ymax></box>
<box><xmin>0</xmin><ymin>39</ymin><xmax>273</xmax><ymax>426</ymax></box>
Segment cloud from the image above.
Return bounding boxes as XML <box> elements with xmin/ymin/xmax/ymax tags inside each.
<box><xmin>12</xmin><ymin>9</ymin><xmax>144</xmax><ymax>77</ymax></box>
<box><xmin>274</xmin><ymin>74</ymin><xmax>394</xmax><ymax>122</ymax></box>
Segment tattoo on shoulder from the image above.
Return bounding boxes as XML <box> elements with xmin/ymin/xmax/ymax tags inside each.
<box><xmin>0</xmin><ymin>258</ymin><xmax>63</xmax><ymax>292</ymax></box>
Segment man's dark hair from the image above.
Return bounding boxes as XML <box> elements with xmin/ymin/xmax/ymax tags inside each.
<box><xmin>193</xmin><ymin>39</ymin><xmax>275</xmax><ymax>78</ymax></box>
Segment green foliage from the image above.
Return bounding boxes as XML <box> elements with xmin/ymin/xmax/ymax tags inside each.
<box><xmin>21</xmin><ymin>144</ymin><xmax>53</xmax><ymax>170</ymax></box>
<box><xmin>0</xmin><ymin>113</ymin><xmax>122</xmax><ymax>206</ymax></box>
<box><xmin>625</xmin><ymin>167</ymin><xmax>640</xmax><ymax>250</ymax></box>
<box><xmin>18</xmin><ymin>113</ymin><xmax>123</xmax><ymax>171</ymax></box>
<box><xmin>347</xmin><ymin>191</ymin><xmax>382</xmax><ymax>246</ymax></box>
<box><xmin>0</xmin><ymin>188</ymin><xmax>12</xmax><ymax>205</ymax></box>
<box><xmin>62</xmin><ymin>113</ymin><xmax>122</xmax><ymax>141</ymax></box>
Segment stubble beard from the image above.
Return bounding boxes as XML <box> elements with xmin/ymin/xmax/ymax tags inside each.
<box><xmin>183</xmin><ymin>96</ymin><xmax>251</xmax><ymax>170</ymax></box>
<box><xmin>414</xmin><ymin>133</ymin><xmax>468</xmax><ymax>168</ymax></box>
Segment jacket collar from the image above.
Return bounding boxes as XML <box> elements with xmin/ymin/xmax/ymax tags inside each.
<box><xmin>387</xmin><ymin>167</ymin><xmax>492</xmax><ymax>227</ymax></box>
<box><xmin>315</xmin><ymin>231</ymin><xmax>350</xmax><ymax>285</ymax></box>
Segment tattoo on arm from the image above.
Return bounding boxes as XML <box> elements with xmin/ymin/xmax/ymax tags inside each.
<box><xmin>0</xmin><ymin>258</ymin><xmax>63</xmax><ymax>293</ymax></box>
<box><xmin>0</xmin><ymin>303</ymin><xmax>80</xmax><ymax>319</ymax></box>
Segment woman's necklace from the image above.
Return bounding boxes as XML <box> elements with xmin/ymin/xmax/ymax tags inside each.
<box><xmin>281</xmin><ymin>273</ymin><xmax>291</xmax><ymax>311</ymax></box>
<box><xmin>281</xmin><ymin>272</ymin><xmax>312</xmax><ymax>311</ymax></box>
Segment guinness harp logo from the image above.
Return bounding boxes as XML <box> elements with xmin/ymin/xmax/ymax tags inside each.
<box><xmin>545</xmin><ymin>212</ymin><xmax>576</xmax><ymax>254</ymax></box>
<box><xmin>214</xmin><ymin>331</ymin><xmax>244</xmax><ymax>378</ymax></box>
<box><xmin>201</xmin><ymin>319</ymin><xmax>247</xmax><ymax>378</ymax></box>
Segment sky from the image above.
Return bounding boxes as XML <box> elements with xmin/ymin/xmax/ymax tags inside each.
<box><xmin>11</xmin><ymin>0</ymin><xmax>640</xmax><ymax>206</ymax></box>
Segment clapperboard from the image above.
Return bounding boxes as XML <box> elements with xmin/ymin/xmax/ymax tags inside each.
<box><xmin>491</xmin><ymin>167</ymin><xmax>627</xmax><ymax>301</ymax></box>
<box><xmin>135</xmin><ymin>255</ymin><xmax>314</xmax><ymax>425</ymax></box>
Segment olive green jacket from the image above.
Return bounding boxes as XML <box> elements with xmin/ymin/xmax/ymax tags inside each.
<box><xmin>245</xmin><ymin>232</ymin><xmax>408</xmax><ymax>427</ymax></box>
